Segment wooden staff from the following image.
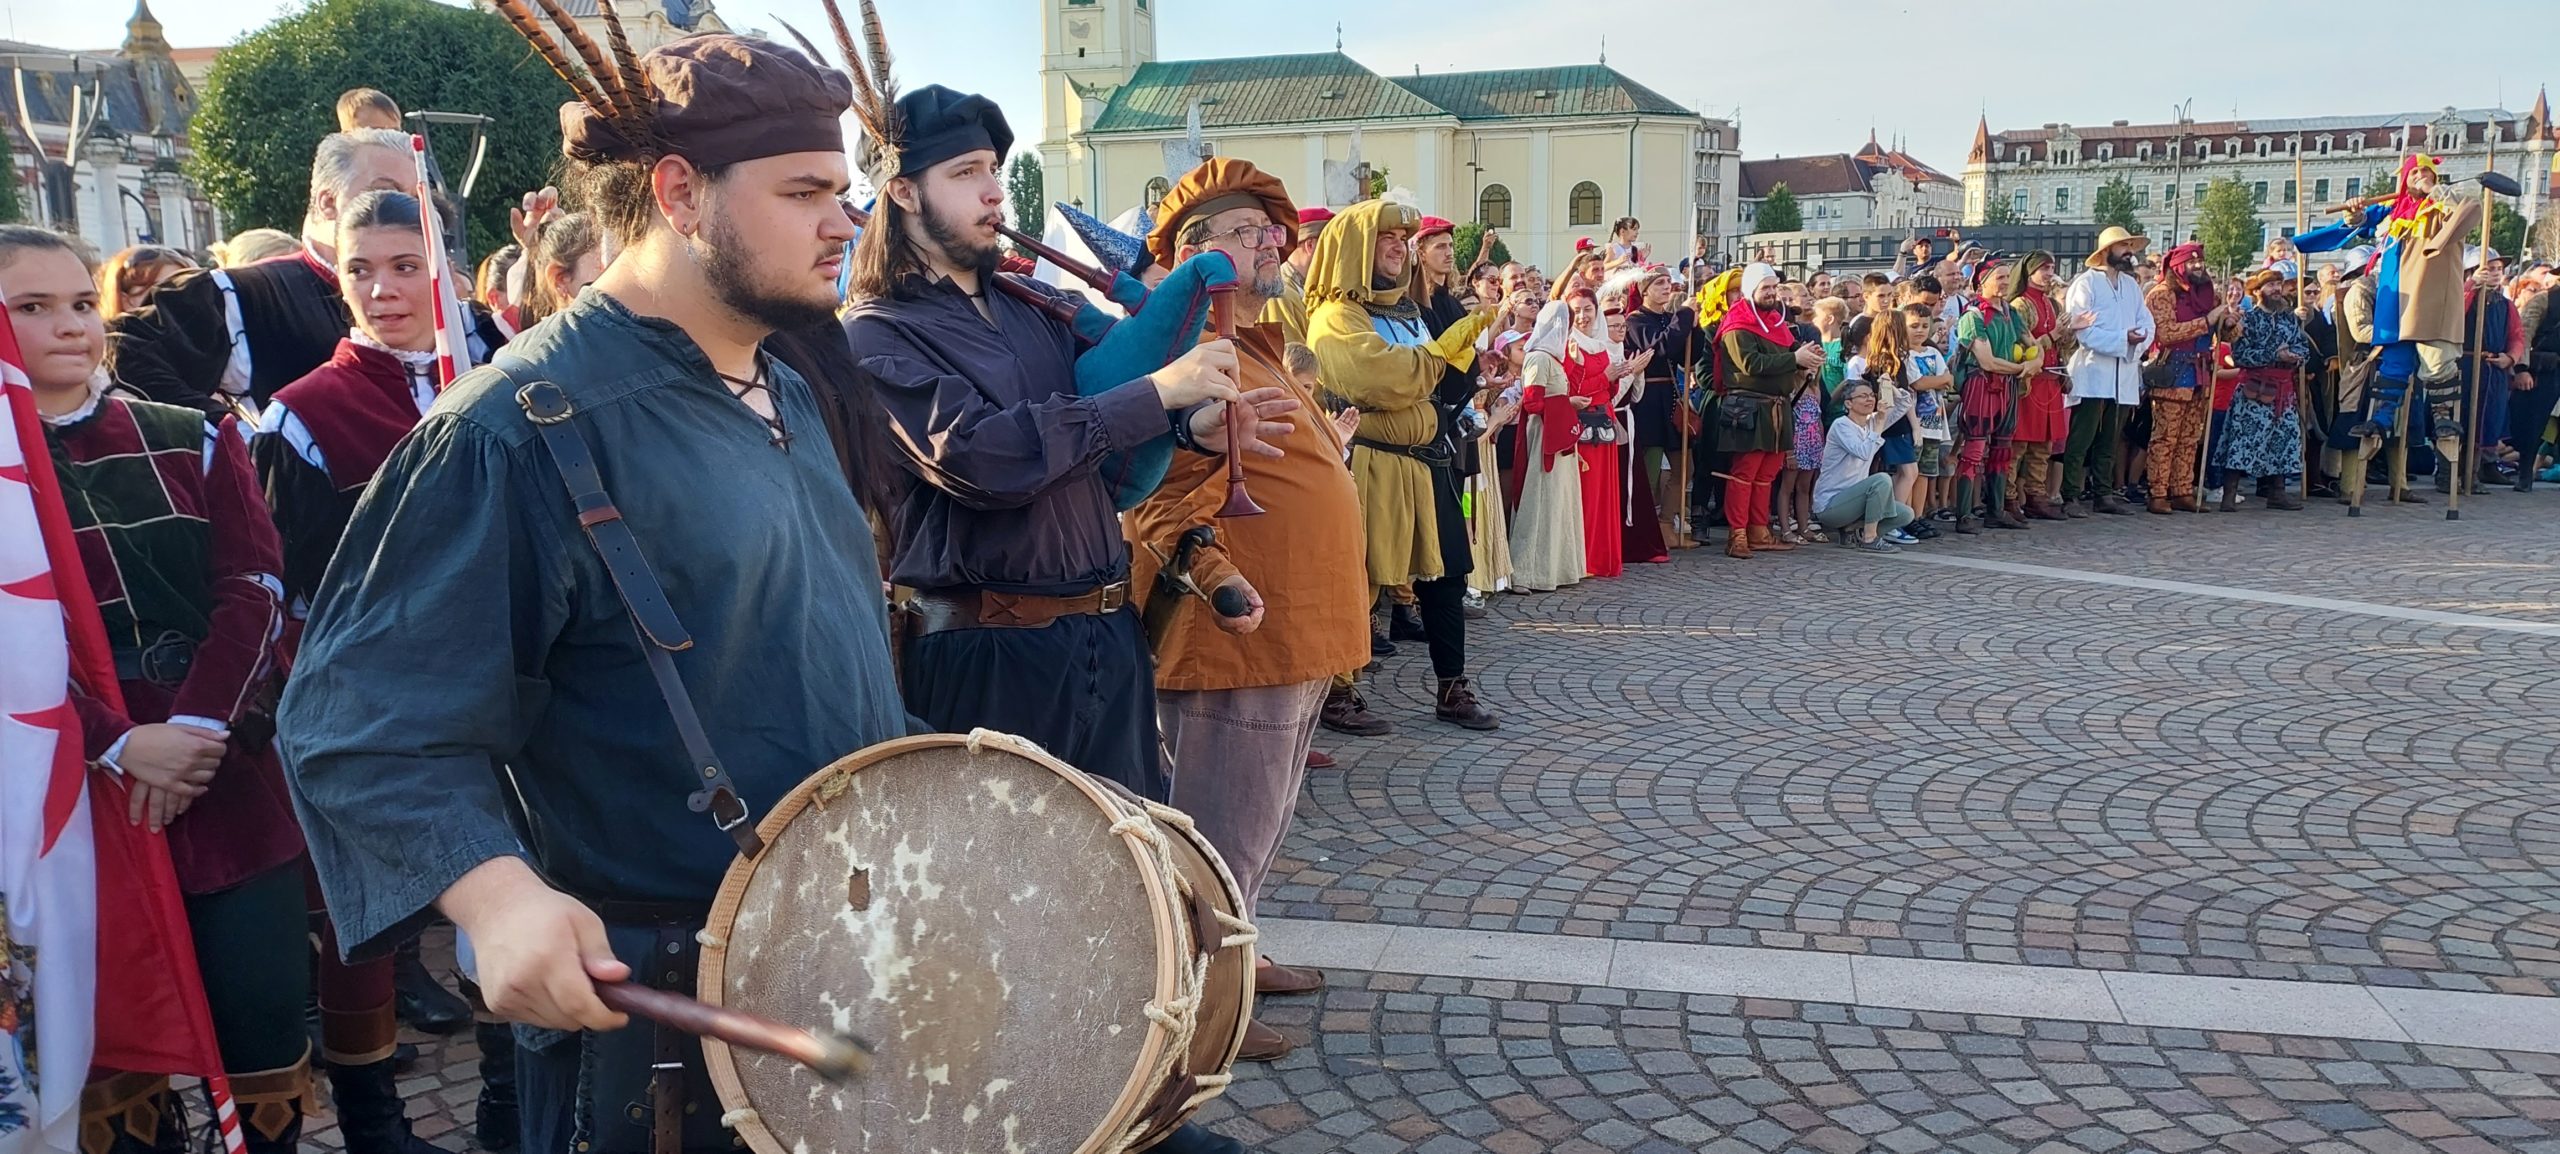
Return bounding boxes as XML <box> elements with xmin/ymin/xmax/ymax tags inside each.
<box><xmin>596</xmin><ymin>982</ymin><xmax>872</xmax><ymax>1083</ymax></box>
<box><xmin>2451</xmin><ymin>142</ymin><xmax>2498</xmax><ymax>521</ymax></box>
<box><xmin>1208</xmin><ymin>285</ymin><xmax>1264</xmax><ymax>518</ymax></box>
<box><xmin>2295</xmin><ymin>138</ymin><xmax>2311</xmax><ymax>507</ymax></box>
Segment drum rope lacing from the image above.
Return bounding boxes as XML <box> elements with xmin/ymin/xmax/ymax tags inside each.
<box><xmin>1101</xmin><ymin>799</ymin><xmax>1257</xmax><ymax>1150</ymax></box>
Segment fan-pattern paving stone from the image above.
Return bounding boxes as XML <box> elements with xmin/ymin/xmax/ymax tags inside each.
<box><xmin>1195</xmin><ymin>970</ymin><xmax>2560</xmax><ymax>1154</ymax></box>
<box><xmin>1278</xmin><ymin>495</ymin><xmax>2560</xmax><ymax>993</ymax></box>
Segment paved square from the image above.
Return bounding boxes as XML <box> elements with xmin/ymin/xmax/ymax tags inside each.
<box><xmin>312</xmin><ymin>495</ymin><xmax>2560</xmax><ymax>1153</ymax></box>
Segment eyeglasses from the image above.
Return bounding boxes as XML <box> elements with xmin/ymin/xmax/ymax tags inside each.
<box><xmin>1205</xmin><ymin>223</ymin><xmax>1289</xmax><ymax>250</ymax></box>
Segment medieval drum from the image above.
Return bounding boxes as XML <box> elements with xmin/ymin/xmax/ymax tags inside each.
<box><xmin>698</xmin><ymin>731</ymin><xmax>1255</xmax><ymax>1154</ymax></box>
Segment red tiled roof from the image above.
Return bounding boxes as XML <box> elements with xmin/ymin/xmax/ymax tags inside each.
<box><xmin>1739</xmin><ymin>155</ymin><xmax>1867</xmax><ymax>198</ymax></box>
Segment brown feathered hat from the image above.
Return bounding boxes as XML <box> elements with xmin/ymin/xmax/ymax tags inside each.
<box><xmin>491</xmin><ymin>0</ymin><xmax>849</xmax><ymax>167</ymax></box>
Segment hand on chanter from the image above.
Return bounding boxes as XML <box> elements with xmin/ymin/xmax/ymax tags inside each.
<box><xmin>1188</xmin><ymin>386</ymin><xmax>1300</xmax><ymax>459</ymax></box>
<box><xmin>1152</xmin><ymin>340</ymin><xmax>1241</xmax><ymax>409</ymax></box>
<box><xmin>440</xmin><ymin>856</ymin><xmax>632</xmax><ymax>1032</ymax></box>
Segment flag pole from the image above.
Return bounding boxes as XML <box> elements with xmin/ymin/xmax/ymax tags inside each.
<box><xmin>411</xmin><ymin>134</ymin><xmax>462</xmax><ymax>388</ymax></box>
<box><xmin>2295</xmin><ymin>137</ymin><xmax>2310</xmax><ymax>506</ymax></box>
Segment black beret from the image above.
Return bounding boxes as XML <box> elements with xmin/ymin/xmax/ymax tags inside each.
<box><xmin>865</xmin><ymin>84</ymin><xmax>1014</xmax><ymax>179</ymax></box>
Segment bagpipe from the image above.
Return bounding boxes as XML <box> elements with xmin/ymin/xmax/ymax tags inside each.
<box><xmin>841</xmin><ymin>203</ymin><xmax>1239</xmax><ymax>509</ymax></box>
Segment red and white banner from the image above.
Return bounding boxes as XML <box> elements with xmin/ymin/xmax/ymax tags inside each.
<box><xmin>0</xmin><ymin>311</ymin><xmax>237</xmax><ymax>1154</ymax></box>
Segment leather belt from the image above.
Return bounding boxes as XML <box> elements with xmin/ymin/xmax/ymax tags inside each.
<box><xmin>1351</xmin><ymin>436</ymin><xmax>1456</xmax><ymax>467</ymax></box>
<box><xmin>513</xmin><ymin>377</ymin><xmax>765</xmax><ymax>861</ymax></box>
<box><xmin>901</xmin><ymin>583</ymin><xmax>1129</xmax><ymax>637</ymax></box>
<box><xmin>112</xmin><ymin>631</ymin><xmax>197</xmax><ymax>688</ymax></box>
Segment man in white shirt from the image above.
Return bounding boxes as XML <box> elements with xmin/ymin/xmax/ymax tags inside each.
<box><xmin>2060</xmin><ymin>227</ymin><xmax>2155</xmax><ymax>514</ymax></box>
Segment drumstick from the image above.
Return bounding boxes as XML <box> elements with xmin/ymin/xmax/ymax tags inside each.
<box><xmin>596</xmin><ymin>981</ymin><xmax>874</xmax><ymax>1084</ymax></box>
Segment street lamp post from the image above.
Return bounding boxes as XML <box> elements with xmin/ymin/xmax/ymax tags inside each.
<box><xmin>2168</xmin><ymin>98</ymin><xmax>2194</xmax><ymax>243</ymax></box>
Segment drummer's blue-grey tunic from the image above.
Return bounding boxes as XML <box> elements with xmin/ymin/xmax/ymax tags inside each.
<box><xmin>278</xmin><ymin>291</ymin><xmax>913</xmax><ymax>959</ymax></box>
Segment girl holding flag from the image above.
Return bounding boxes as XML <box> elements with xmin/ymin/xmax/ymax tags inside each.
<box><xmin>1</xmin><ymin>221</ymin><xmax>311</xmax><ymax>1154</ymax></box>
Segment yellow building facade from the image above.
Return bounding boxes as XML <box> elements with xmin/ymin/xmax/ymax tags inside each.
<box><xmin>1036</xmin><ymin>1</ymin><xmax>1738</xmax><ymax>273</ymax></box>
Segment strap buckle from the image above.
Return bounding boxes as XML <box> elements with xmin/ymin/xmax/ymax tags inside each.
<box><xmin>516</xmin><ymin>380</ymin><xmax>575</xmax><ymax>425</ymax></box>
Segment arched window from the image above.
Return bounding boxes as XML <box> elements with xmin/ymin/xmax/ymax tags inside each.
<box><xmin>1567</xmin><ymin>181</ymin><xmax>1602</xmax><ymax>226</ymax></box>
<box><xmin>1478</xmin><ymin>184</ymin><xmax>1513</xmax><ymax>229</ymax></box>
<box><xmin>2136</xmin><ymin>142</ymin><xmax>2153</xmax><ymax>161</ymax></box>
<box><xmin>2348</xmin><ymin>133</ymin><xmax>2365</xmax><ymax>153</ymax></box>
<box><xmin>2097</xmin><ymin>143</ymin><xmax>2113</xmax><ymax>161</ymax></box>
<box><xmin>1143</xmin><ymin>177</ymin><xmax>1170</xmax><ymax>210</ymax></box>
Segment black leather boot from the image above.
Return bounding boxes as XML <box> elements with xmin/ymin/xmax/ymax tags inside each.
<box><xmin>325</xmin><ymin>1057</ymin><xmax>443</xmax><ymax>1154</ymax></box>
<box><xmin>474</xmin><ymin>1020</ymin><xmax>520</xmax><ymax>1152</ymax></box>
<box><xmin>391</xmin><ymin>936</ymin><xmax>469</xmax><ymax>1035</ymax></box>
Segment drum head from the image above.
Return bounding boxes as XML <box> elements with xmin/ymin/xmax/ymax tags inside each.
<box><xmin>701</xmin><ymin>734</ymin><xmax>1180</xmax><ymax>1154</ymax></box>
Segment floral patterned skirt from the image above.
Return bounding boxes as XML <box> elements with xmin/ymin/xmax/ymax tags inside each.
<box><xmin>1788</xmin><ymin>391</ymin><xmax>1826</xmax><ymax>470</ymax></box>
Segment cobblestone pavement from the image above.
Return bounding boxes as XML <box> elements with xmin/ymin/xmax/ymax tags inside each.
<box><xmin>1279</xmin><ymin>496</ymin><xmax>2560</xmax><ymax>994</ymax></box>
<box><xmin>330</xmin><ymin>496</ymin><xmax>2560</xmax><ymax>1153</ymax></box>
<box><xmin>1197</xmin><ymin>971</ymin><xmax>2560</xmax><ymax>1154</ymax></box>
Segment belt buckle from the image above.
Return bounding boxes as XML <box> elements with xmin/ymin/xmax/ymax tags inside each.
<box><xmin>139</xmin><ymin>631</ymin><xmax>196</xmax><ymax>688</ymax></box>
<box><xmin>1097</xmin><ymin>583</ymin><xmax>1128</xmax><ymax>613</ymax></box>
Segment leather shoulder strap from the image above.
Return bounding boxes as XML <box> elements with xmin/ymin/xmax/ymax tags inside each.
<box><xmin>512</xmin><ymin>376</ymin><xmax>764</xmax><ymax>859</ymax></box>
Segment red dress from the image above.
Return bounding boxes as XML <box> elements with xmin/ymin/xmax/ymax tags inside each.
<box><xmin>2013</xmin><ymin>288</ymin><xmax>2071</xmax><ymax>444</ymax></box>
<box><xmin>1566</xmin><ymin>347</ymin><xmax>1624</xmax><ymax>578</ymax></box>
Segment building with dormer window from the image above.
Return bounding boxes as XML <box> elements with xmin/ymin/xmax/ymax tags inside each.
<box><xmin>1036</xmin><ymin>0</ymin><xmax>1739</xmax><ymax>271</ymax></box>
<box><xmin>1961</xmin><ymin>98</ymin><xmax>2557</xmax><ymax>246</ymax></box>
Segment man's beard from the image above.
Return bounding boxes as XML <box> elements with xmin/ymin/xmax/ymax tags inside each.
<box><xmin>2108</xmin><ymin>252</ymin><xmax>2138</xmax><ymax>273</ymax></box>
<box><xmin>697</xmin><ymin>213</ymin><xmax>838</xmax><ymax>332</ymax></box>
<box><xmin>2186</xmin><ymin>270</ymin><xmax>2212</xmax><ymax>288</ymax></box>
<box><xmin>1251</xmin><ymin>260</ymin><xmax>1283</xmax><ymax>299</ymax></box>
<box><xmin>920</xmin><ymin>198</ymin><xmax>1001</xmax><ymax>279</ymax></box>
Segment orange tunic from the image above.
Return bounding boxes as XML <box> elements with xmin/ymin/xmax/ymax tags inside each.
<box><xmin>1126</xmin><ymin>323</ymin><xmax>1371</xmax><ymax>692</ymax></box>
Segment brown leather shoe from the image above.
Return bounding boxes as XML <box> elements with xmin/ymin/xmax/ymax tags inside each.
<box><xmin>1237</xmin><ymin>1018</ymin><xmax>1295</xmax><ymax>1063</ymax></box>
<box><xmin>1320</xmin><ymin>685</ymin><xmax>1393</xmax><ymax>736</ymax></box>
<box><xmin>1256</xmin><ymin>957</ymin><xmax>1325</xmax><ymax>995</ymax></box>
<box><xmin>1746</xmin><ymin>525</ymin><xmax>1796</xmax><ymax>552</ymax></box>
<box><xmin>1434</xmin><ymin>677</ymin><xmax>1499</xmax><ymax>731</ymax></box>
<box><xmin>1304</xmin><ymin>748</ymin><xmax>1337</xmax><ymax>770</ymax></box>
<box><xmin>2146</xmin><ymin>496</ymin><xmax>2173</xmax><ymax>514</ymax></box>
<box><xmin>2024</xmin><ymin>499</ymin><xmax>2068</xmax><ymax>521</ymax></box>
<box><xmin>2170</xmin><ymin>494</ymin><xmax>2203</xmax><ymax>512</ymax></box>
<box><xmin>1724</xmin><ymin>532</ymin><xmax>1752</xmax><ymax>559</ymax></box>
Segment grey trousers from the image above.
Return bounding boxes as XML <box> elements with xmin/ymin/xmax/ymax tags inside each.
<box><xmin>1815</xmin><ymin>473</ymin><xmax>1914</xmax><ymax>534</ymax></box>
<box><xmin>1160</xmin><ymin>678</ymin><xmax>1328</xmax><ymax>919</ymax></box>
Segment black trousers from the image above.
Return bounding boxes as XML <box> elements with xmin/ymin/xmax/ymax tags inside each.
<box><xmin>901</xmin><ymin>606</ymin><xmax>1166</xmax><ymax>802</ymax></box>
<box><xmin>1421</xmin><ymin>462</ymin><xmax>1470</xmax><ymax>681</ymax></box>
<box><xmin>2510</xmin><ymin>380</ymin><xmax>2560</xmax><ymax>459</ymax></box>
<box><xmin>184</xmin><ymin>862</ymin><xmax>311</xmax><ymax>1074</ymax></box>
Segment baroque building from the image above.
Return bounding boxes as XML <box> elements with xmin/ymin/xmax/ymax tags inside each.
<box><xmin>1035</xmin><ymin>0</ymin><xmax>1739</xmax><ymax>272</ymax></box>
<box><xmin>4</xmin><ymin>2</ymin><xmax>219</xmax><ymax>253</ymax></box>
<box><xmin>1961</xmin><ymin>97</ymin><xmax>2558</xmax><ymax>243</ymax></box>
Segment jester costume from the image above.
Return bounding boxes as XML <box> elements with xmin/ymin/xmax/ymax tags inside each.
<box><xmin>1953</xmin><ymin>262</ymin><xmax>2029</xmax><ymax>529</ymax></box>
<box><xmin>2292</xmin><ymin>153</ymin><xmax>2482</xmax><ymax>462</ymax></box>
<box><xmin>2008</xmin><ymin>251</ymin><xmax>2072</xmax><ymax>519</ymax></box>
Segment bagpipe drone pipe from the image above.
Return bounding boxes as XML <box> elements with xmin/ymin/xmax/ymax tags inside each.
<box><xmin>842</xmin><ymin>202</ymin><xmax>1238</xmax><ymax>509</ymax></box>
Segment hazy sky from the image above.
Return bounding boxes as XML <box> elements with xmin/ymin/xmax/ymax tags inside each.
<box><xmin>37</xmin><ymin>0</ymin><xmax>2560</xmax><ymax>176</ymax></box>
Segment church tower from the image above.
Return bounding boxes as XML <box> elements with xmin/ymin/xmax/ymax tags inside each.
<box><xmin>1038</xmin><ymin>0</ymin><xmax>1156</xmax><ymax>210</ymax></box>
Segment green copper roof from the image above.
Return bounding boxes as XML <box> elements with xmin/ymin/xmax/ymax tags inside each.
<box><xmin>1392</xmin><ymin>65</ymin><xmax>1692</xmax><ymax>121</ymax></box>
<box><xmin>1085</xmin><ymin>55</ymin><xmax>1696</xmax><ymax>133</ymax></box>
<box><xmin>1088</xmin><ymin>53</ymin><xmax>1442</xmax><ymax>132</ymax></box>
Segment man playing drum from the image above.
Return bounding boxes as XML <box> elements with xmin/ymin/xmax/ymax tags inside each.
<box><xmin>278</xmin><ymin>29</ymin><xmax>913</xmax><ymax>1154</ymax></box>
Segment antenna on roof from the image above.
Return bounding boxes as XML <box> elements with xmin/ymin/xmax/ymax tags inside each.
<box><xmin>1599</xmin><ymin>36</ymin><xmax>1606</xmax><ymax>66</ymax></box>
<box><xmin>1335</xmin><ymin>22</ymin><xmax>1342</xmax><ymax>52</ymax></box>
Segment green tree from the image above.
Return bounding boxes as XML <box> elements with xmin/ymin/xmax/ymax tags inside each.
<box><xmin>1752</xmin><ymin>183</ymin><xmax>1801</xmax><ymax>233</ymax></box>
<box><xmin>1004</xmin><ymin>153</ymin><xmax>1044</xmax><ymax>241</ymax></box>
<box><xmin>187</xmin><ymin>0</ymin><xmax>572</xmax><ymax>259</ymax></box>
<box><xmin>0</xmin><ymin>130</ymin><xmax>21</xmax><ymax>224</ymax></box>
<box><xmin>1451</xmin><ymin>221</ymin><xmax>1510</xmax><ymax>270</ymax></box>
<box><xmin>1979</xmin><ymin>189</ymin><xmax>2023</xmax><ymax>226</ymax></box>
<box><xmin>2092</xmin><ymin>177</ymin><xmax>2144</xmax><ymax>235</ymax></box>
<box><xmin>2489</xmin><ymin>198</ymin><xmax>2526</xmax><ymax>262</ymax></box>
<box><xmin>2195</xmin><ymin>177</ymin><xmax>2264</xmax><ymax>272</ymax></box>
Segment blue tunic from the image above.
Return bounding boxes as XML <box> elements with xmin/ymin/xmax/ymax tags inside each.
<box><xmin>280</xmin><ymin>292</ymin><xmax>912</xmax><ymax>956</ymax></box>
